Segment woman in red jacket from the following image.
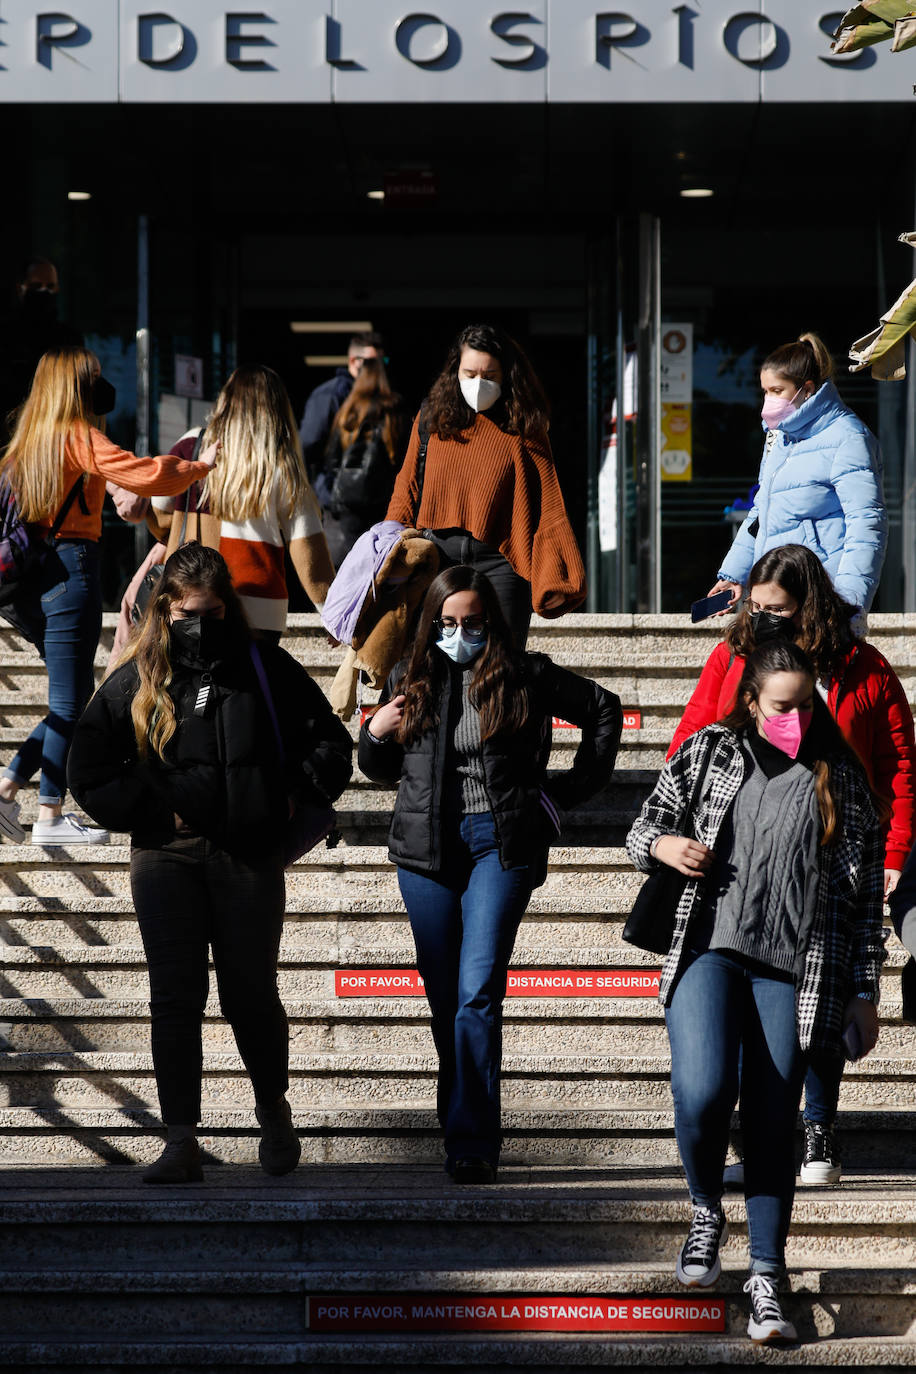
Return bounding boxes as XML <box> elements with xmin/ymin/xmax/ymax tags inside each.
<box><xmin>669</xmin><ymin>543</ymin><xmax>914</xmax><ymax>1188</ymax></box>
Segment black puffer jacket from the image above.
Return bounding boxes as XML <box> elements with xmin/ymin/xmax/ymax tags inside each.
<box><xmin>68</xmin><ymin>638</ymin><xmax>353</xmax><ymax>860</ymax></box>
<box><xmin>358</xmin><ymin>653</ymin><xmax>622</xmax><ymax>885</ymax></box>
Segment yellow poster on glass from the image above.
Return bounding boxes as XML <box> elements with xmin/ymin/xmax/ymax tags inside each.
<box><xmin>660</xmin><ymin>401</ymin><xmax>692</xmax><ymax>482</ymax></box>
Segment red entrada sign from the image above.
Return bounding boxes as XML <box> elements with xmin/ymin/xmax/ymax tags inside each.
<box><xmin>335</xmin><ymin>969</ymin><xmax>660</xmax><ymax>997</ymax></box>
<box><xmin>308</xmin><ymin>1294</ymin><xmax>725</xmax><ymax>1333</ymax></box>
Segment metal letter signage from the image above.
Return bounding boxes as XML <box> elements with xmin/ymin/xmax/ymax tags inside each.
<box><xmin>36</xmin><ymin>11</ymin><xmax>92</xmax><ymax>68</ymax></box>
<box><xmin>490</xmin><ymin>12</ymin><xmax>546</xmax><ymax>69</ymax></box>
<box><xmin>0</xmin><ymin>1</ymin><xmax>909</xmax><ymax>102</ymax></box>
<box><xmin>394</xmin><ymin>13</ymin><xmax>460</xmax><ymax>69</ymax></box>
<box><xmin>225</xmin><ymin>11</ymin><xmax>275</xmax><ymax>71</ymax></box>
<box><xmin>137</xmin><ymin>12</ymin><xmax>195</xmax><ymax>69</ymax></box>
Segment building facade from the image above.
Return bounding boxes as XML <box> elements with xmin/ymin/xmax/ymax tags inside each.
<box><xmin>2</xmin><ymin>2</ymin><xmax>914</xmax><ymax>609</ymax></box>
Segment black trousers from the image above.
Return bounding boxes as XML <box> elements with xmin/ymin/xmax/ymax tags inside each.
<box><xmin>130</xmin><ymin>834</ymin><xmax>288</xmax><ymax>1124</ymax></box>
<box><xmin>426</xmin><ymin>529</ymin><xmax>532</xmax><ymax>649</ymax></box>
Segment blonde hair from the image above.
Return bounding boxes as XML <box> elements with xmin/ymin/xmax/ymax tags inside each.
<box><xmin>2</xmin><ymin>346</ymin><xmax>102</xmax><ymax>522</ymax></box>
<box><xmin>202</xmin><ymin>365</ymin><xmax>308</xmax><ymax>521</ymax></box>
<box><xmin>116</xmin><ymin>543</ymin><xmax>249</xmax><ymax>760</ymax></box>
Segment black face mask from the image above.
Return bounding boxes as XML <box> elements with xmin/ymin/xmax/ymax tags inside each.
<box><xmin>21</xmin><ymin>288</ymin><xmax>58</xmax><ymax>323</ymax></box>
<box><xmin>91</xmin><ymin>376</ymin><xmax>116</xmax><ymax>415</ymax></box>
<box><xmin>749</xmin><ymin>610</ymin><xmax>797</xmax><ymax>644</ymax></box>
<box><xmin>170</xmin><ymin>616</ymin><xmax>233</xmax><ymax>663</ymax></box>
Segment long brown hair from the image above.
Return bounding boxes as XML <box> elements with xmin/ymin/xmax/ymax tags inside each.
<box><xmin>726</xmin><ymin>544</ymin><xmax>857</xmax><ymax>682</ymax></box>
<box><xmin>762</xmin><ymin>331</ymin><xmax>834</xmax><ymax>388</ymax></box>
<box><xmin>202</xmin><ymin>364</ymin><xmax>310</xmax><ymax>521</ymax></box>
<box><xmin>720</xmin><ymin>640</ymin><xmax>868</xmax><ymax>847</ymax></box>
<box><xmin>331</xmin><ymin>357</ymin><xmax>402</xmax><ymax>461</ymax></box>
<box><xmin>423</xmin><ymin>323</ymin><xmax>550</xmax><ymax>443</ymax></box>
<box><xmin>2</xmin><ymin>345</ymin><xmax>105</xmax><ymax>521</ymax></box>
<box><xmin>117</xmin><ymin>543</ymin><xmax>250</xmax><ymax>760</ymax></box>
<box><xmin>396</xmin><ymin>565</ymin><xmax>529</xmax><ymax>747</ymax></box>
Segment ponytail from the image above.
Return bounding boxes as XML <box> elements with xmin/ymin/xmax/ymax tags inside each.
<box><xmin>763</xmin><ymin>331</ymin><xmax>834</xmax><ymax>389</ymax></box>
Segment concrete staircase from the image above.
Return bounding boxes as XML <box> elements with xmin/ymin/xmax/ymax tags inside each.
<box><xmin>0</xmin><ymin>612</ymin><xmax>913</xmax><ymax>1368</ymax></box>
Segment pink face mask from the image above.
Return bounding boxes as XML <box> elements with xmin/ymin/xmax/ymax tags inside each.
<box><xmin>758</xmin><ymin>706</ymin><xmax>813</xmax><ymax>760</ymax></box>
<box><xmin>761</xmin><ymin>387</ymin><xmax>802</xmax><ymax>430</ymax></box>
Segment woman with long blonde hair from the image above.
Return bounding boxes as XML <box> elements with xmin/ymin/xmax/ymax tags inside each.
<box><xmin>68</xmin><ymin>542</ymin><xmax>352</xmax><ymax>1183</ymax></box>
<box><xmin>150</xmin><ymin>365</ymin><xmax>333</xmax><ymax>639</ymax></box>
<box><xmin>317</xmin><ymin>356</ymin><xmax>406</xmax><ymax>564</ymax></box>
<box><xmin>0</xmin><ymin>345</ymin><xmax>215</xmax><ymax>846</ymax></box>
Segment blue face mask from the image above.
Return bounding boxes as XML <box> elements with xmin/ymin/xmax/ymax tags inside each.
<box><xmin>435</xmin><ymin>628</ymin><xmax>486</xmax><ymax>666</ymax></box>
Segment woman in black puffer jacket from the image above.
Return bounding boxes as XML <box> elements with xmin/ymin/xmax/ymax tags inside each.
<box><xmin>358</xmin><ymin>564</ymin><xmax>621</xmax><ymax>1183</ymax></box>
<box><xmin>68</xmin><ymin>543</ymin><xmax>352</xmax><ymax>1185</ymax></box>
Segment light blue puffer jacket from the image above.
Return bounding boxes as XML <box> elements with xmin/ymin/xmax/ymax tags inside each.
<box><xmin>718</xmin><ymin>380</ymin><xmax>887</xmax><ymax>611</ymax></box>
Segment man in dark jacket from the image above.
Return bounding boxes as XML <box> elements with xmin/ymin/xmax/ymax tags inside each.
<box><xmin>298</xmin><ymin>330</ymin><xmax>384</xmax><ymax>480</ymax></box>
<box><xmin>0</xmin><ymin>256</ymin><xmax>83</xmax><ymax>446</ymax></box>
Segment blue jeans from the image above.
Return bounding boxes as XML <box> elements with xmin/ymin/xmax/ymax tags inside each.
<box><xmin>397</xmin><ymin>812</ymin><xmax>533</xmax><ymax>1165</ymax></box>
<box><xmin>5</xmin><ymin>540</ymin><xmax>102</xmax><ymax>805</ymax></box>
<box><xmin>665</xmin><ymin>948</ymin><xmax>804</xmax><ymax>1275</ymax></box>
<box><xmin>803</xmin><ymin>1051</ymin><xmax>843</xmax><ymax>1127</ymax></box>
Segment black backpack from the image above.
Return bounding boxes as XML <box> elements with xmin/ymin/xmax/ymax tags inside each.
<box><xmin>327</xmin><ymin>423</ymin><xmax>395</xmax><ymax>517</ymax></box>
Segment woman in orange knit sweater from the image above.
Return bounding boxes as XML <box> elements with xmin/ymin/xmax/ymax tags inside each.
<box><xmin>386</xmin><ymin>323</ymin><xmax>585</xmax><ymax>647</ymax></box>
<box><xmin>0</xmin><ymin>346</ymin><xmax>216</xmax><ymax>846</ymax></box>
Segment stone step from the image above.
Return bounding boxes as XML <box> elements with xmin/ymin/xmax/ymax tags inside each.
<box><xmin>0</xmin><ymin>1168</ymin><xmax>913</xmax><ymax>1355</ymax></box>
<box><xmin>0</xmin><ymin>1334</ymin><xmax>912</xmax><ymax>1371</ymax></box>
<box><xmin>3</xmin><ymin>999</ymin><xmax>916</xmax><ymax>1058</ymax></box>
<box><xmin>0</xmin><ymin>1107</ymin><xmax>908</xmax><ymax>1169</ymax></box>
<box><xmin>1</xmin><ymin>1049</ymin><xmax>914</xmax><ymax>1113</ymax></box>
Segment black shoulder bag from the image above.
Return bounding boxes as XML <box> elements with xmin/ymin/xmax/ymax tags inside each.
<box><xmin>622</xmin><ymin>740</ymin><xmax>716</xmax><ymax>956</ymax></box>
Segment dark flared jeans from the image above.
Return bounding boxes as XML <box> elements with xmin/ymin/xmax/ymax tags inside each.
<box><xmin>130</xmin><ymin>834</ymin><xmax>288</xmax><ymax>1124</ymax></box>
<box><xmin>397</xmin><ymin>812</ymin><xmax>533</xmax><ymax>1166</ymax></box>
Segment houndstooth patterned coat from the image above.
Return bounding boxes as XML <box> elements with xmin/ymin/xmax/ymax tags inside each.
<box><xmin>626</xmin><ymin>724</ymin><xmax>886</xmax><ymax>1053</ymax></box>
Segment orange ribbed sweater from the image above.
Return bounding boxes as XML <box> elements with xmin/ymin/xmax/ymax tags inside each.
<box><xmin>386</xmin><ymin>414</ymin><xmax>586</xmax><ymax>618</ymax></box>
<box><xmin>32</xmin><ymin>426</ymin><xmax>212</xmax><ymax>541</ymax></box>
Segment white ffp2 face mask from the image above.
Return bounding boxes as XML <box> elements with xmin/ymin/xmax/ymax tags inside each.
<box><xmin>460</xmin><ymin>376</ymin><xmax>501</xmax><ymax>412</ymax></box>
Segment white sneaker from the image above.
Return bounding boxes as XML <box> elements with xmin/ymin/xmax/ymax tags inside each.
<box><xmin>744</xmin><ymin>1273</ymin><xmax>797</xmax><ymax>1344</ymax></box>
<box><xmin>31</xmin><ymin>813</ymin><xmax>110</xmax><ymax>846</ymax></box>
<box><xmin>0</xmin><ymin>797</ymin><xmax>25</xmax><ymax>843</ymax></box>
<box><xmin>676</xmin><ymin>1204</ymin><xmax>729</xmax><ymax>1287</ymax></box>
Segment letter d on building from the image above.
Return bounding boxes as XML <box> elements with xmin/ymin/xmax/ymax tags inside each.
<box><xmin>138</xmin><ymin>12</ymin><xmax>197</xmax><ymax>70</ymax></box>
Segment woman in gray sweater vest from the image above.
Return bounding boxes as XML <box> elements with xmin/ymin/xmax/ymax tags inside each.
<box><xmin>627</xmin><ymin>640</ymin><xmax>885</xmax><ymax>1347</ymax></box>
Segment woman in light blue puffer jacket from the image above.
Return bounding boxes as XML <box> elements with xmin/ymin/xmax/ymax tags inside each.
<box><xmin>710</xmin><ymin>334</ymin><xmax>887</xmax><ymax>614</ymax></box>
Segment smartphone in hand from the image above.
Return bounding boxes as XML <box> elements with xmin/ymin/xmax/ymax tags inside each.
<box><xmin>842</xmin><ymin>1020</ymin><xmax>864</xmax><ymax>1062</ymax></box>
<box><xmin>690</xmin><ymin>589</ymin><xmax>734</xmax><ymax>623</ymax></box>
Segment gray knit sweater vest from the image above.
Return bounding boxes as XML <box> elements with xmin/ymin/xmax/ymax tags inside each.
<box><xmin>706</xmin><ymin>745</ymin><xmax>819</xmax><ymax>973</ymax></box>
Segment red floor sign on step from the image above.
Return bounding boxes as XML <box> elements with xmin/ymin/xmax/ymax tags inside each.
<box><xmin>307</xmin><ymin>1294</ymin><xmax>724</xmax><ymax>1333</ymax></box>
<box><xmin>335</xmin><ymin>969</ymin><xmax>660</xmax><ymax>997</ymax></box>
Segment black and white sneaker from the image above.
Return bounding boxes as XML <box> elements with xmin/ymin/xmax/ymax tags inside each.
<box><xmin>744</xmin><ymin>1273</ymin><xmax>797</xmax><ymax>1344</ymax></box>
<box><xmin>676</xmin><ymin>1204</ymin><xmax>729</xmax><ymax>1287</ymax></box>
<box><xmin>800</xmin><ymin>1120</ymin><xmax>841</xmax><ymax>1185</ymax></box>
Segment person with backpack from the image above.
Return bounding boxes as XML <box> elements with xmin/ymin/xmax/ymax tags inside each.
<box><xmin>67</xmin><ymin>543</ymin><xmax>353</xmax><ymax>1184</ymax></box>
<box><xmin>670</xmin><ymin>543</ymin><xmax>915</xmax><ymax>1186</ymax></box>
<box><xmin>628</xmin><ymin>640</ymin><xmax>884</xmax><ymax>1345</ymax></box>
<box><xmin>386</xmin><ymin>323</ymin><xmax>585</xmax><ymax>648</ymax></box>
<box><xmin>0</xmin><ymin>345</ymin><xmax>217</xmax><ymax>846</ymax></box>
<box><xmin>359</xmin><ymin>564</ymin><xmax>621</xmax><ymax>1183</ymax></box>
<box><xmin>149</xmin><ymin>366</ymin><xmax>334</xmax><ymax>639</ymax></box>
<box><xmin>317</xmin><ymin>356</ymin><xmax>407</xmax><ymax>566</ymax></box>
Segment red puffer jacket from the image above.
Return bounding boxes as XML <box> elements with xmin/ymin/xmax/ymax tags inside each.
<box><xmin>668</xmin><ymin>638</ymin><xmax>916</xmax><ymax>872</ymax></box>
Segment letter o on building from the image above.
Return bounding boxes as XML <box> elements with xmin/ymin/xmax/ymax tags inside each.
<box><xmin>395</xmin><ymin>13</ymin><xmax>460</xmax><ymax>69</ymax></box>
<box><xmin>722</xmin><ymin>12</ymin><xmax>786</xmax><ymax>68</ymax></box>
